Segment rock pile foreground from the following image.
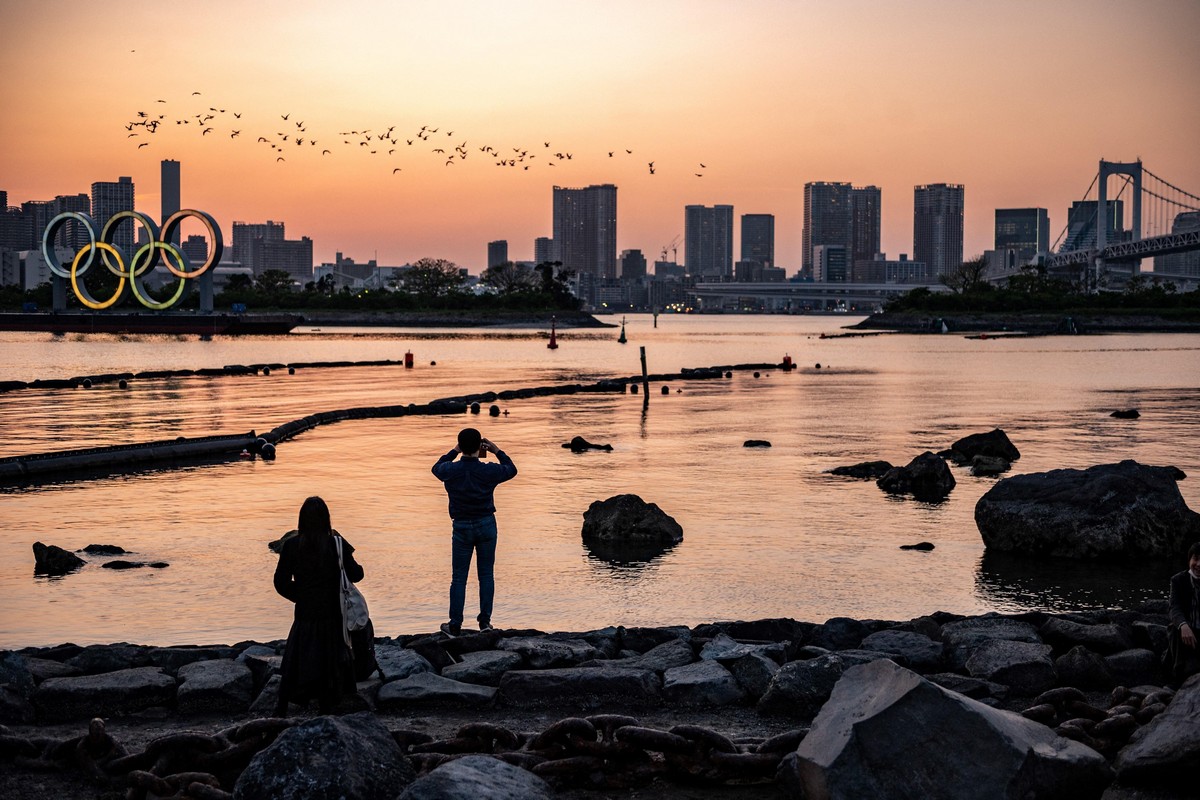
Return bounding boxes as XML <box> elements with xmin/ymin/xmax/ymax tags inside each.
<box><xmin>1</xmin><ymin>605</ymin><xmax>1195</xmax><ymax>798</ymax></box>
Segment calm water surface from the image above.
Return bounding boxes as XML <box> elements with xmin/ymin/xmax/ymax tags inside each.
<box><xmin>1</xmin><ymin>315</ymin><xmax>1197</xmax><ymax>647</ymax></box>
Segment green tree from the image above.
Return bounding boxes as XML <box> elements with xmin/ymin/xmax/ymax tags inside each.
<box><xmin>254</xmin><ymin>269</ymin><xmax>295</xmax><ymax>295</ymax></box>
<box><xmin>402</xmin><ymin>258</ymin><xmax>465</xmax><ymax>301</ymax></box>
<box><xmin>224</xmin><ymin>273</ymin><xmax>253</xmax><ymax>293</ymax></box>
<box><xmin>481</xmin><ymin>261</ymin><xmax>538</xmax><ymax>294</ymax></box>
<box><xmin>940</xmin><ymin>254</ymin><xmax>990</xmax><ymax>294</ymax></box>
<box><xmin>535</xmin><ymin>261</ymin><xmax>580</xmax><ymax>309</ymax></box>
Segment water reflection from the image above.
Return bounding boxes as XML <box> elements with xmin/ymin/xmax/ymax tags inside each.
<box><xmin>582</xmin><ymin>537</ymin><xmax>678</xmax><ymax>568</ymax></box>
<box><xmin>974</xmin><ymin>551</ymin><xmax>1173</xmax><ymax>612</ymax></box>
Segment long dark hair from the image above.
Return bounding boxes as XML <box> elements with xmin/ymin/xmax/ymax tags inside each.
<box><xmin>297</xmin><ymin>496</ymin><xmax>332</xmax><ymax>558</ymax></box>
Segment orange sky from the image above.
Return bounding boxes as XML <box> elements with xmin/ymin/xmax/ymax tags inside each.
<box><xmin>2</xmin><ymin>0</ymin><xmax>1198</xmax><ymax>273</ymax></box>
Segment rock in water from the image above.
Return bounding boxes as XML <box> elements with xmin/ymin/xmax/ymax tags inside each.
<box><xmin>233</xmin><ymin>711</ymin><xmax>415</xmax><ymax>800</ymax></box>
<box><xmin>562</xmin><ymin>435</ymin><xmax>613</xmax><ymax>452</ymax></box>
<box><xmin>32</xmin><ymin>542</ymin><xmax>85</xmax><ymax>575</ymax></box>
<box><xmin>779</xmin><ymin>660</ymin><xmax>1112</xmax><ymax>799</ymax></box>
<box><xmin>827</xmin><ymin>461</ymin><xmax>893</xmax><ymax>479</ymax></box>
<box><xmin>975</xmin><ymin>460</ymin><xmax>1200</xmax><ymax>559</ymax></box>
<box><xmin>581</xmin><ymin>494</ymin><xmax>683</xmax><ymax>557</ymax></box>
<box><xmin>945</xmin><ymin>428</ymin><xmax>1021</xmax><ymax>463</ymax></box>
<box><xmin>743</xmin><ymin>439</ymin><xmax>772</xmax><ymax>448</ymax></box>
<box><xmin>876</xmin><ymin>452</ymin><xmax>956</xmax><ymax>500</ymax></box>
<box><xmin>1110</xmin><ymin>409</ymin><xmax>1140</xmax><ymax>419</ymax></box>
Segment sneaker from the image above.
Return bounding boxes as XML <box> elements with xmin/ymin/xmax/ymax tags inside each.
<box><xmin>478</xmin><ymin>620</ymin><xmax>494</xmax><ymax>631</ymax></box>
<box><xmin>439</xmin><ymin>622</ymin><xmax>460</xmax><ymax>637</ymax></box>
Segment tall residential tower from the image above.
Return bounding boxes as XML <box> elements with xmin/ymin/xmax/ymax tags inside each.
<box><xmin>913</xmin><ymin>183</ymin><xmax>964</xmax><ymax>280</ymax></box>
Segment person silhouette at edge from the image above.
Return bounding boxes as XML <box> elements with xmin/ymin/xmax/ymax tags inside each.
<box><xmin>432</xmin><ymin>427</ymin><xmax>517</xmax><ymax>636</ymax></box>
<box><xmin>1165</xmin><ymin>540</ymin><xmax>1200</xmax><ymax>687</ymax></box>
<box><xmin>273</xmin><ymin>496</ymin><xmax>363</xmax><ymax>714</ymax></box>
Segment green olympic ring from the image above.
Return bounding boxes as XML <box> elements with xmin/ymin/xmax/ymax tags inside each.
<box><xmin>42</xmin><ymin>209</ymin><xmax>225</xmax><ymax>311</ymax></box>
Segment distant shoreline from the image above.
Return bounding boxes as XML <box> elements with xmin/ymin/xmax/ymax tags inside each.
<box><xmin>293</xmin><ymin>309</ymin><xmax>614</xmax><ymax>329</ymax></box>
<box><xmin>852</xmin><ymin>310</ymin><xmax>1200</xmax><ymax>334</ymax></box>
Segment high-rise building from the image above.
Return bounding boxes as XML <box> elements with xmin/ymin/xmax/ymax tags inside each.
<box><xmin>813</xmin><ymin>245</ymin><xmax>848</xmax><ymax>282</ymax></box>
<box><xmin>995</xmin><ymin>208</ymin><xmax>1050</xmax><ymax>253</ymax></box>
<box><xmin>251</xmin><ymin>236</ymin><xmax>313</xmax><ymax>283</ymax></box>
<box><xmin>803</xmin><ymin>182</ymin><xmax>852</xmax><ymax>275</ymax></box>
<box><xmin>48</xmin><ymin>194</ymin><xmax>91</xmax><ymax>250</ymax></box>
<box><xmin>552</xmin><ymin>184</ymin><xmax>617</xmax><ymax>280</ymax></box>
<box><xmin>851</xmin><ymin>186</ymin><xmax>882</xmax><ymax>266</ymax></box>
<box><xmin>618</xmin><ymin>249</ymin><xmax>647</xmax><ymax>281</ymax></box>
<box><xmin>487</xmin><ymin>240</ymin><xmax>508</xmax><ymax>269</ymax></box>
<box><xmin>1060</xmin><ymin>200</ymin><xmax>1124</xmax><ymax>253</ymax></box>
<box><xmin>685</xmin><ymin>204</ymin><xmax>734</xmax><ymax>279</ymax></box>
<box><xmin>161</xmin><ymin>160</ymin><xmax>181</xmax><ymax>242</ymax></box>
<box><xmin>232</xmin><ymin>220</ymin><xmax>286</xmax><ymax>274</ymax></box>
<box><xmin>913</xmin><ymin>183</ymin><xmax>964</xmax><ymax>279</ymax></box>
<box><xmin>740</xmin><ymin>214</ymin><xmax>775</xmax><ymax>267</ymax></box>
<box><xmin>181</xmin><ymin>234</ymin><xmax>208</xmax><ymax>265</ymax></box>
<box><xmin>1155</xmin><ymin>211</ymin><xmax>1200</xmax><ymax>277</ymax></box>
<box><xmin>91</xmin><ymin>177</ymin><xmax>135</xmax><ymax>255</ymax></box>
<box><xmin>534</xmin><ymin>236</ymin><xmax>553</xmax><ymax>265</ymax></box>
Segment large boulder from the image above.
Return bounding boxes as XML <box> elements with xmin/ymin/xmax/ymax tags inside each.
<box><xmin>663</xmin><ymin>660</ymin><xmax>745</xmax><ymax>706</ymax></box>
<box><xmin>497</xmin><ymin>667</ymin><xmax>661</xmax><ymax>708</ymax></box>
<box><xmin>0</xmin><ymin>652</ymin><xmax>35</xmax><ymax>698</ymax></box>
<box><xmin>1041</xmin><ymin>618</ymin><xmax>1135</xmax><ymax>656</ymax></box>
<box><xmin>33</xmin><ymin>666</ymin><xmax>176</xmax><ymax>721</ymax></box>
<box><xmin>964</xmin><ymin>640</ymin><xmax>1056</xmax><ymax>695</ymax></box>
<box><xmin>497</xmin><ymin>637</ymin><xmax>602</xmax><ymax>669</ymax></box>
<box><xmin>1114</xmin><ymin>672</ymin><xmax>1200</xmax><ymax>790</ymax></box>
<box><xmin>940</xmin><ymin>615</ymin><xmax>1043</xmax><ymax>670</ymax></box>
<box><xmin>975</xmin><ymin>460</ymin><xmax>1200</xmax><ymax>559</ymax></box>
<box><xmin>779</xmin><ymin>660</ymin><xmax>1113</xmax><ymax>799</ymax></box>
<box><xmin>32</xmin><ymin>542</ymin><xmax>85</xmax><ymax>575</ymax></box>
<box><xmin>375</xmin><ymin>645</ymin><xmax>434</xmax><ymax>682</ymax></box>
<box><xmin>65</xmin><ymin>644</ymin><xmax>151</xmax><ymax>675</ymax></box>
<box><xmin>876</xmin><ymin>452</ymin><xmax>956</xmax><ymax>500</ymax></box>
<box><xmin>944</xmin><ymin>428</ymin><xmax>1021</xmax><ymax>463</ymax></box>
<box><xmin>581</xmin><ymin>494</ymin><xmax>683</xmax><ymax>548</ymax></box>
<box><xmin>399</xmin><ymin>754</ymin><xmax>553</xmax><ymax>800</ymax></box>
<box><xmin>583</xmin><ymin>638</ymin><xmax>696</xmax><ymax>673</ymax></box>
<box><xmin>859</xmin><ymin>630</ymin><xmax>944</xmax><ymax>673</ymax></box>
<box><xmin>441</xmin><ymin>651</ymin><xmax>523</xmax><ymax>686</ymax></box>
<box><xmin>175</xmin><ymin>658</ymin><xmax>253</xmax><ymax>714</ymax></box>
<box><xmin>757</xmin><ymin>654</ymin><xmax>846</xmax><ymax>718</ymax></box>
<box><xmin>233</xmin><ymin>711</ymin><xmax>415</xmax><ymax>800</ymax></box>
<box><xmin>376</xmin><ymin>672</ymin><xmax>496</xmax><ymax>709</ymax></box>
<box><xmin>827</xmin><ymin>461</ymin><xmax>893</xmax><ymax>479</ymax></box>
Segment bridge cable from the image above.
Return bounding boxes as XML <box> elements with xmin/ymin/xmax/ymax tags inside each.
<box><xmin>1143</xmin><ymin>167</ymin><xmax>1200</xmax><ymax>204</ymax></box>
<box><xmin>1053</xmin><ymin>172</ymin><xmax>1099</xmax><ymax>252</ymax></box>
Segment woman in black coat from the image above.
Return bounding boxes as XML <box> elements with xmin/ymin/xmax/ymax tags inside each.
<box><xmin>273</xmin><ymin>496</ymin><xmax>364</xmax><ymax>714</ymax></box>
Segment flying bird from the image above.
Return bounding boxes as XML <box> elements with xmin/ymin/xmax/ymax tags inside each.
<box><xmin>231</xmin><ymin>130</ymin><xmax>240</xmax><ymax>138</ymax></box>
<box><xmin>393</xmin><ymin>168</ymin><xmax>402</xmax><ymax>173</ymax></box>
<box><xmin>202</xmin><ymin>127</ymin><xmax>212</xmax><ymax>135</ymax></box>
<box><xmin>138</xmin><ymin>143</ymin><xmax>149</xmax><ymax>148</ymax></box>
<box><xmin>281</xmin><ymin>114</ymin><xmax>290</xmax><ymax>120</ymax></box>
<box><xmin>699</xmin><ymin>163</ymin><xmax>706</xmax><ymax>168</ymax></box>
<box><xmin>276</xmin><ymin>157</ymin><xmax>285</xmax><ymax>162</ymax></box>
<box><xmin>322</xmin><ymin>150</ymin><xmax>330</xmax><ymax>155</ymax></box>
<box><xmin>192</xmin><ymin>91</ymin><xmax>201</xmax><ymax>95</ymax></box>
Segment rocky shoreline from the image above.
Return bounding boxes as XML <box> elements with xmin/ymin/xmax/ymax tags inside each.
<box><xmin>292</xmin><ymin>309</ymin><xmax>613</xmax><ymax>329</ymax></box>
<box><xmin>851</xmin><ymin>310</ymin><xmax>1200</xmax><ymax>334</ymax></box>
<box><xmin>2</xmin><ymin>604</ymin><xmax>1194</xmax><ymax>799</ymax></box>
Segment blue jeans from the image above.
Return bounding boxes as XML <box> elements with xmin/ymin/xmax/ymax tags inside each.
<box><xmin>449</xmin><ymin>515</ymin><xmax>497</xmax><ymax>628</ymax></box>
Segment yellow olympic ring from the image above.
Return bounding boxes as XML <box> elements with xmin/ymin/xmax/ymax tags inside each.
<box><xmin>43</xmin><ymin>209</ymin><xmax>225</xmax><ymax>311</ymax></box>
<box><xmin>71</xmin><ymin>243</ymin><xmax>127</xmax><ymax>310</ymax></box>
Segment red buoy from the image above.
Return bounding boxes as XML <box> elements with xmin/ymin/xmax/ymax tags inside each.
<box><xmin>547</xmin><ymin>316</ymin><xmax>559</xmax><ymax>349</ymax></box>
<box><xmin>404</xmin><ymin>350</ymin><xmax>414</xmax><ymax>368</ymax></box>
<box><xmin>782</xmin><ymin>353</ymin><xmax>793</xmax><ymax>369</ymax></box>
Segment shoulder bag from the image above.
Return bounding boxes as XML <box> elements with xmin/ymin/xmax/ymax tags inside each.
<box><xmin>334</xmin><ymin>535</ymin><xmax>370</xmax><ymax>635</ymax></box>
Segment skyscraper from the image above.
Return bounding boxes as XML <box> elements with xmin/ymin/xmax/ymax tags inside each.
<box><xmin>913</xmin><ymin>183</ymin><xmax>964</xmax><ymax>279</ymax></box>
<box><xmin>534</xmin><ymin>236</ymin><xmax>553</xmax><ymax>265</ymax></box>
<box><xmin>684</xmin><ymin>204</ymin><xmax>734</xmax><ymax>279</ymax></box>
<box><xmin>552</xmin><ymin>184</ymin><xmax>617</xmax><ymax>280</ymax></box>
<box><xmin>993</xmin><ymin>208</ymin><xmax>1050</xmax><ymax>272</ymax></box>
<box><xmin>740</xmin><ymin>214</ymin><xmax>775</xmax><ymax>267</ymax></box>
<box><xmin>850</xmin><ymin>186</ymin><xmax>882</xmax><ymax>266</ymax></box>
<box><xmin>1060</xmin><ymin>200</ymin><xmax>1124</xmax><ymax>253</ymax></box>
<box><xmin>232</xmin><ymin>220</ymin><xmax>286</xmax><ymax>274</ymax></box>
<box><xmin>1155</xmin><ymin>212</ymin><xmax>1200</xmax><ymax>276</ymax></box>
<box><xmin>803</xmin><ymin>182</ymin><xmax>853</xmax><ymax>276</ymax></box>
<box><xmin>161</xmin><ymin>160</ymin><xmax>180</xmax><ymax>243</ymax></box>
<box><xmin>619</xmin><ymin>249</ymin><xmax>647</xmax><ymax>281</ymax></box>
<box><xmin>487</xmin><ymin>240</ymin><xmax>508</xmax><ymax>268</ymax></box>
<box><xmin>91</xmin><ymin>176</ymin><xmax>135</xmax><ymax>255</ymax></box>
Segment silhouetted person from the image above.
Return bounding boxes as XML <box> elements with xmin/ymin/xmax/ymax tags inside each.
<box><xmin>432</xmin><ymin>427</ymin><xmax>517</xmax><ymax>635</ymax></box>
<box><xmin>273</xmin><ymin>496</ymin><xmax>363</xmax><ymax>714</ymax></box>
<box><xmin>1165</xmin><ymin>541</ymin><xmax>1200</xmax><ymax>686</ymax></box>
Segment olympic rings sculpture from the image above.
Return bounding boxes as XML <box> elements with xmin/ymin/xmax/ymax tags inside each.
<box><xmin>42</xmin><ymin>209</ymin><xmax>224</xmax><ymax>310</ymax></box>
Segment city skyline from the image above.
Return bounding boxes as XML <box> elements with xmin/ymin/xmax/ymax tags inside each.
<box><xmin>2</xmin><ymin>1</ymin><xmax>1197</xmax><ymax>272</ymax></box>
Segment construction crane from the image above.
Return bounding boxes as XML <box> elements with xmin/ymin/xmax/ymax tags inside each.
<box><xmin>660</xmin><ymin>234</ymin><xmax>681</xmax><ymax>264</ymax></box>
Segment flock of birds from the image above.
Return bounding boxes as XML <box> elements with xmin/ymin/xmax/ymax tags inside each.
<box><xmin>121</xmin><ymin>92</ymin><xmax>711</xmax><ymax>178</ymax></box>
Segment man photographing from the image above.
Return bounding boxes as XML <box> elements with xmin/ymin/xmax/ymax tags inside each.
<box><xmin>432</xmin><ymin>427</ymin><xmax>517</xmax><ymax>636</ymax></box>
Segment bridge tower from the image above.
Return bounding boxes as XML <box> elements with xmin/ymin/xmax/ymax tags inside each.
<box><xmin>1095</xmin><ymin>160</ymin><xmax>1142</xmax><ymax>287</ymax></box>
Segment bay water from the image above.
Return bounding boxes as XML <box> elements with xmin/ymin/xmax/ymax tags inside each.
<box><xmin>1</xmin><ymin>315</ymin><xmax>1197</xmax><ymax>647</ymax></box>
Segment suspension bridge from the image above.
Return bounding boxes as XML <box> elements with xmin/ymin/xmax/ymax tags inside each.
<box><xmin>1046</xmin><ymin>159</ymin><xmax>1200</xmax><ymax>290</ymax></box>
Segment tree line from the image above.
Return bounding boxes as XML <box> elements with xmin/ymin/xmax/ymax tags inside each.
<box><xmin>0</xmin><ymin>259</ymin><xmax>581</xmax><ymax>313</ymax></box>
<box><xmin>887</xmin><ymin>256</ymin><xmax>1200</xmax><ymax>314</ymax></box>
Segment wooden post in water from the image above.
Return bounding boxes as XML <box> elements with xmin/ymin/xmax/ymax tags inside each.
<box><xmin>640</xmin><ymin>346</ymin><xmax>650</xmax><ymax>408</ymax></box>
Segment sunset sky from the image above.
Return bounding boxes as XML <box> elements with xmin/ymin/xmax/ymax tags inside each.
<box><xmin>2</xmin><ymin>0</ymin><xmax>1197</xmax><ymax>273</ymax></box>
